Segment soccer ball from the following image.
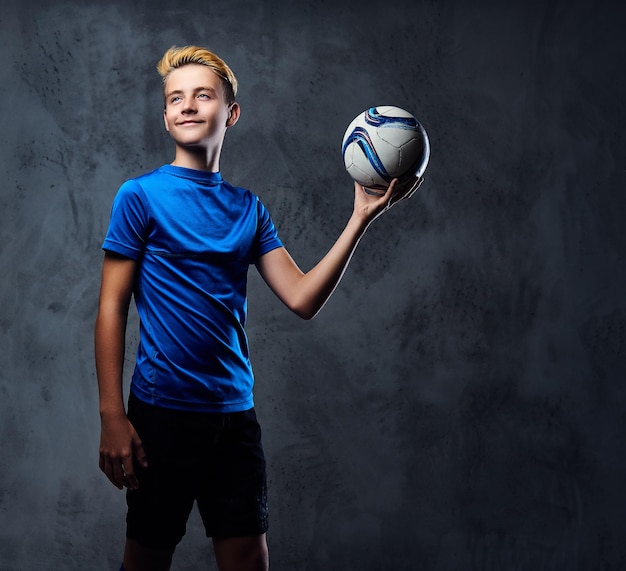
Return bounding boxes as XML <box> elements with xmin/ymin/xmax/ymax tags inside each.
<box><xmin>341</xmin><ymin>106</ymin><xmax>430</xmax><ymax>195</ymax></box>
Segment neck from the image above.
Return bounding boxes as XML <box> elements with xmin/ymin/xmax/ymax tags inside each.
<box><xmin>171</xmin><ymin>143</ymin><xmax>222</xmax><ymax>172</ymax></box>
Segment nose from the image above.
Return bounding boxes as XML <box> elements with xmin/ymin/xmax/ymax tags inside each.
<box><xmin>182</xmin><ymin>97</ymin><xmax>197</xmax><ymax>114</ymax></box>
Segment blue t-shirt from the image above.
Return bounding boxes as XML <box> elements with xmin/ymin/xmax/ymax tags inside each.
<box><xmin>102</xmin><ymin>165</ymin><xmax>283</xmax><ymax>413</ymax></box>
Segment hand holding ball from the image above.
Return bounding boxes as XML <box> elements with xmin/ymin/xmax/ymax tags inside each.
<box><xmin>342</xmin><ymin>106</ymin><xmax>430</xmax><ymax>199</ymax></box>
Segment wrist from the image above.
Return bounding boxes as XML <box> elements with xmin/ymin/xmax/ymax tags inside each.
<box><xmin>348</xmin><ymin>210</ymin><xmax>370</xmax><ymax>235</ymax></box>
<box><xmin>99</xmin><ymin>404</ymin><xmax>127</xmax><ymax>419</ymax></box>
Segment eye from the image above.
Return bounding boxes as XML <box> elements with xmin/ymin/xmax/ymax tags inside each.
<box><xmin>197</xmin><ymin>93</ymin><xmax>211</xmax><ymax>99</ymax></box>
<box><xmin>170</xmin><ymin>95</ymin><xmax>182</xmax><ymax>104</ymax></box>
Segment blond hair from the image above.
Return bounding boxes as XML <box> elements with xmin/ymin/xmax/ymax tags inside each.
<box><xmin>156</xmin><ymin>45</ymin><xmax>238</xmax><ymax>104</ymax></box>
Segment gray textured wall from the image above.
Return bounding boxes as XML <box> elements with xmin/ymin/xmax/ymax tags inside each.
<box><xmin>2</xmin><ymin>0</ymin><xmax>626</xmax><ymax>569</ymax></box>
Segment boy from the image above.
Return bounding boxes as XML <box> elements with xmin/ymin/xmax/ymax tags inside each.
<box><xmin>95</xmin><ymin>45</ymin><xmax>421</xmax><ymax>571</ymax></box>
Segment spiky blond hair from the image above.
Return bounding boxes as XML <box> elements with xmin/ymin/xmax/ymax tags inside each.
<box><xmin>156</xmin><ymin>45</ymin><xmax>238</xmax><ymax>104</ymax></box>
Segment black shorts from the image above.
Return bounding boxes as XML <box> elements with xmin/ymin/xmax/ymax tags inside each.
<box><xmin>125</xmin><ymin>392</ymin><xmax>268</xmax><ymax>548</ymax></box>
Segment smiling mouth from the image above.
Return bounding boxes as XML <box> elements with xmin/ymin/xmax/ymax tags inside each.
<box><xmin>179</xmin><ymin>120</ymin><xmax>202</xmax><ymax>126</ymax></box>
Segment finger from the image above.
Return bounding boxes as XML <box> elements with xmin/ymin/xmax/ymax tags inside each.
<box><xmin>120</xmin><ymin>439</ymin><xmax>145</xmax><ymax>490</ymax></box>
<box><xmin>123</xmin><ymin>461</ymin><xmax>140</xmax><ymax>490</ymax></box>
<box><xmin>133</xmin><ymin>435</ymin><xmax>149</xmax><ymax>469</ymax></box>
<box><xmin>373</xmin><ymin>179</ymin><xmax>394</xmax><ymax>208</ymax></box>
<box><xmin>386</xmin><ymin>178</ymin><xmax>398</xmax><ymax>198</ymax></box>
<box><xmin>117</xmin><ymin>446</ymin><xmax>141</xmax><ymax>490</ymax></box>
<box><xmin>385</xmin><ymin>178</ymin><xmax>401</xmax><ymax>207</ymax></box>
<box><xmin>355</xmin><ymin>181</ymin><xmax>384</xmax><ymax>198</ymax></box>
<box><xmin>354</xmin><ymin>181</ymin><xmax>367</xmax><ymax>196</ymax></box>
<box><xmin>103</xmin><ymin>457</ymin><xmax>124</xmax><ymax>490</ymax></box>
<box><xmin>112</xmin><ymin>456</ymin><xmax>130</xmax><ymax>489</ymax></box>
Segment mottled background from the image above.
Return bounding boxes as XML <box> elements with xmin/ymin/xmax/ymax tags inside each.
<box><xmin>2</xmin><ymin>0</ymin><xmax>626</xmax><ymax>569</ymax></box>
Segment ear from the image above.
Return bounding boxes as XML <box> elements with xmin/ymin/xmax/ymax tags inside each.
<box><xmin>163</xmin><ymin>109</ymin><xmax>170</xmax><ymax>132</ymax></box>
<box><xmin>226</xmin><ymin>102</ymin><xmax>240</xmax><ymax>128</ymax></box>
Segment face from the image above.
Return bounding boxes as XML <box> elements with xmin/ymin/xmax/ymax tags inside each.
<box><xmin>163</xmin><ymin>64</ymin><xmax>239</xmax><ymax>150</ymax></box>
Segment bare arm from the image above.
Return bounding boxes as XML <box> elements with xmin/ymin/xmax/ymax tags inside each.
<box><xmin>94</xmin><ymin>252</ymin><xmax>147</xmax><ymax>490</ymax></box>
<box><xmin>256</xmin><ymin>179</ymin><xmax>401</xmax><ymax>320</ymax></box>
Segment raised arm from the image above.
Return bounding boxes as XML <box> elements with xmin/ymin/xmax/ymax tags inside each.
<box><xmin>94</xmin><ymin>252</ymin><xmax>147</xmax><ymax>490</ymax></box>
<box><xmin>256</xmin><ymin>179</ymin><xmax>406</xmax><ymax>320</ymax></box>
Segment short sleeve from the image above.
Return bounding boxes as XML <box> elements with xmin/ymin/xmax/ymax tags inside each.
<box><xmin>253</xmin><ymin>198</ymin><xmax>283</xmax><ymax>261</ymax></box>
<box><xmin>102</xmin><ymin>180</ymin><xmax>149</xmax><ymax>260</ymax></box>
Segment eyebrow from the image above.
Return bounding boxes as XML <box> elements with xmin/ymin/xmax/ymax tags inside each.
<box><xmin>166</xmin><ymin>86</ymin><xmax>218</xmax><ymax>99</ymax></box>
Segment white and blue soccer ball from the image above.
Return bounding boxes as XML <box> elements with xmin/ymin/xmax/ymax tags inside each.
<box><xmin>341</xmin><ymin>106</ymin><xmax>430</xmax><ymax>195</ymax></box>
